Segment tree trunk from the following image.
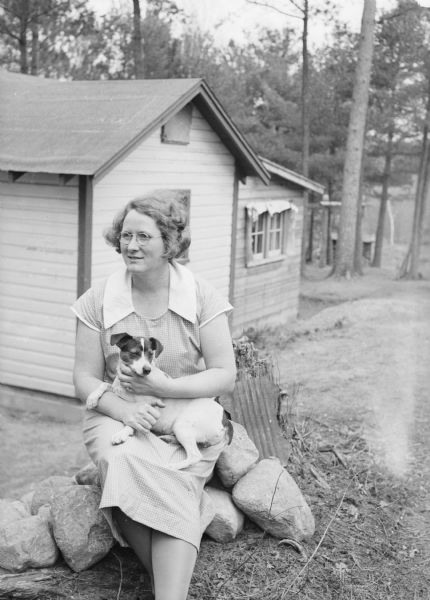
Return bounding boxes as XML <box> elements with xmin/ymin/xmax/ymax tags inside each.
<box><xmin>132</xmin><ymin>0</ymin><xmax>145</xmax><ymax>79</ymax></box>
<box><xmin>399</xmin><ymin>92</ymin><xmax>430</xmax><ymax>279</ymax></box>
<box><xmin>300</xmin><ymin>0</ymin><xmax>310</xmax><ymax>274</ymax></box>
<box><xmin>319</xmin><ymin>204</ymin><xmax>329</xmax><ymax>268</ymax></box>
<box><xmin>19</xmin><ymin>0</ymin><xmax>30</xmax><ymax>74</ymax></box>
<box><xmin>353</xmin><ymin>164</ymin><xmax>365</xmax><ymax>275</ymax></box>
<box><xmin>30</xmin><ymin>18</ymin><xmax>39</xmax><ymax>75</ymax></box>
<box><xmin>372</xmin><ymin>124</ymin><xmax>394</xmax><ymax>267</ymax></box>
<box><xmin>333</xmin><ymin>0</ymin><xmax>376</xmax><ymax>277</ymax></box>
<box><xmin>387</xmin><ymin>199</ymin><xmax>395</xmax><ymax>245</ymax></box>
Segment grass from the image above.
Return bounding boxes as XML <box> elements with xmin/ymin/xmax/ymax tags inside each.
<box><xmin>189</xmin><ymin>392</ymin><xmax>429</xmax><ymax>600</ymax></box>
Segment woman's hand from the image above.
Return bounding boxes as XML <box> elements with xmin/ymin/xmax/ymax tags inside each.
<box><xmin>118</xmin><ymin>364</ymin><xmax>172</xmax><ymax>397</ymax></box>
<box><xmin>121</xmin><ymin>398</ymin><xmax>166</xmax><ymax>434</ymax></box>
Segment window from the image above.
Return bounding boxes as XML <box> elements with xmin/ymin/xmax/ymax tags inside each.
<box><xmin>246</xmin><ymin>200</ymin><xmax>297</xmax><ymax>266</ymax></box>
<box><xmin>268</xmin><ymin>212</ymin><xmax>283</xmax><ymax>257</ymax></box>
<box><xmin>251</xmin><ymin>213</ymin><xmax>265</xmax><ymax>259</ymax></box>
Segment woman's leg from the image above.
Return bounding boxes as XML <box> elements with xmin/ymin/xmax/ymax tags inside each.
<box><xmin>151</xmin><ymin>531</ymin><xmax>197</xmax><ymax>600</ymax></box>
<box><xmin>112</xmin><ymin>508</ymin><xmax>154</xmax><ymax>590</ymax></box>
<box><xmin>113</xmin><ymin>511</ymin><xmax>197</xmax><ymax>600</ymax></box>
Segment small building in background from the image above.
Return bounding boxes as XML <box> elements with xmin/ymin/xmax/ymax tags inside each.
<box><xmin>0</xmin><ymin>70</ymin><xmax>322</xmax><ymax>403</ymax></box>
<box><xmin>235</xmin><ymin>157</ymin><xmax>324</xmax><ymax>332</ymax></box>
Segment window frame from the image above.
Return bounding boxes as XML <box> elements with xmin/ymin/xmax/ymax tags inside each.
<box><xmin>246</xmin><ymin>207</ymin><xmax>289</xmax><ymax>267</ymax></box>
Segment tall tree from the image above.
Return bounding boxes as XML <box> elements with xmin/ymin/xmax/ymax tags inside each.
<box><xmin>398</xmin><ymin>60</ymin><xmax>430</xmax><ymax>279</ymax></box>
<box><xmin>369</xmin><ymin>0</ymin><xmax>425</xmax><ymax>267</ymax></box>
<box><xmin>245</xmin><ymin>0</ymin><xmax>314</xmax><ymax>271</ymax></box>
<box><xmin>309</xmin><ymin>25</ymin><xmax>357</xmax><ymax>197</ymax></box>
<box><xmin>0</xmin><ymin>0</ymin><xmax>77</xmax><ymax>73</ymax></box>
<box><xmin>0</xmin><ymin>0</ymin><xmax>98</xmax><ymax>78</ymax></box>
<box><xmin>132</xmin><ymin>0</ymin><xmax>144</xmax><ymax>78</ymax></box>
<box><xmin>333</xmin><ymin>0</ymin><xmax>376</xmax><ymax>277</ymax></box>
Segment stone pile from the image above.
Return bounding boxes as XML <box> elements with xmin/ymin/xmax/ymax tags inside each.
<box><xmin>206</xmin><ymin>421</ymin><xmax>315</xmax><ymax>544</ymax></box>
<box><xmin>0</xmin><ymin>422</ymin><xmax>314</xmax><ymax>573</ymax></box>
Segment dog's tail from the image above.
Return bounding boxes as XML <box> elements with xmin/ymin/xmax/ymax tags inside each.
<box><xmin>215</xmin><ymin>396</ymin><xmax>234</xmax><ymax>445</ymax></box>
<box><xmin>222</xmin><ymin>411</ymin><xmax>234</xmax><ymax>445</ymax></box>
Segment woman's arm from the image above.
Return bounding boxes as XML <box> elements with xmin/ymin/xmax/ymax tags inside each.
<box><xmin>118</xmin><ymin>313</ymin><xmax>236</xmax><ymax>399</ymax></box>
<box><xmin>73</xmin><ymin>320</ymin><xmax>163</xmax><ymax>433</ymax></box>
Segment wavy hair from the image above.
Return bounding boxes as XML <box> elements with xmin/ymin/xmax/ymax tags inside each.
<box><xmin>104</xmin><ymin>190</ymin><xmax>191</xmax><ymax>261</ymax></box>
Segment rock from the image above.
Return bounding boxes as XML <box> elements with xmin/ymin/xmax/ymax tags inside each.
<box><xmin>30</xmin><ymin>476</ymin><xmax>75</xmax><ymax>515</ymax></box>
<box><xmin>20</xmin><ymin>490</ymin><xmax>35</xmax><ymax>512</ymax></box>
<box><xmin>0</xmin><ymin>499</ymin><xmax>29</xmax><ymax>526</ymax></box>
<box><xmin>51</xmin><ymin>485</ymin><xmax>114</xmax><ymax>572</ymax></box>
<box><xmin>0</xmin><ymin>515</ymin><xmax>59</xmax><ymax>572</ymax></box>
<box><xmin>215</xmin><ymin>422</ymin><xmax>259</xmax><ymax>487</ymax></box>
<box><xmin>232</xmin><ymin>457</ymin><xmax>315</xmax><ymax>541</ymax></box>
<box><xmin>73</xmin><ymin>462</ymin><xmax>100</xmax><ymax>486</ymax></box>
<box><xmin>37</xmin><ymin>504</ymin><xmax>52</xmax><ymax>524</ymax></box>
<box><xmin>204</xmin><ymin>487</ymin><xmax>245</xmax><ymax>543</ymax></box>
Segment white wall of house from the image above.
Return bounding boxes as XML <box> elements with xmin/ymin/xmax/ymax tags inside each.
<box><xmin>91</xmin><ymin>105</ymin><xmax>236</xmax><ymax>300</ymax></box>
<box><xmin>0</xmin><ymin>174</ymin><xmax>78</xmax><ymax>396</ymax></box>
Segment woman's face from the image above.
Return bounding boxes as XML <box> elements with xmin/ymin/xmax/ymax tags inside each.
<box><xmin>120</xmin><ymin>210</ymin><xmax>166</xmax><ymax>274</ymax></box>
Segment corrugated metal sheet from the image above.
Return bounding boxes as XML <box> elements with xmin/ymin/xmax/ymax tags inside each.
<box><xmin>222</xmin><ymin>372</ymin><xmax>291</xmax><ymax>466</ymax></box>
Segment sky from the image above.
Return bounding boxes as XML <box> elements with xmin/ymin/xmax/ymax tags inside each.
<box><xmin>88</xmin><ymin>0</ymin><xmax>430</xmax><ymax>48</ymax></box>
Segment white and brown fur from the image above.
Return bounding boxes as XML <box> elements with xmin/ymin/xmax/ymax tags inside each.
<box><xmin>109</xmin><ymin>333</ymin><xmax>233</xmax><ymax>470</ymax></box>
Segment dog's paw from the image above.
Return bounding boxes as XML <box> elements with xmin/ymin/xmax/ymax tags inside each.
<box><xmin>158</xmin><ymin>434</ymin><xmax>177</xmax><ymax>444</ymax></box>
<box><xmin>111</xmin><ymin>430</ymin><xmax>131</xmax><ymax>445</ymax></box>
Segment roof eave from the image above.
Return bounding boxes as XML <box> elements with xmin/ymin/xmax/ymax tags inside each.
<box><xmin>260</xmin><ymin>157</ymin><xmax>325</xmax><ymax>194</ymax></box>
<box><xmin>194</xmin><ymin>81</ymin><xmax>270</xmax><ymax>185</ymax></box>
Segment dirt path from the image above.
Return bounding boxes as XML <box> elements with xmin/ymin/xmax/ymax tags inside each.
<box><xmin>276</xmin><ymin>289</ymin><xmax>430</xmax><ymax>478</ymax></box>
<box><xmin>265</xmin><ymin>274</ymin><xmax>430</xmax><ymax>597</ymax></box>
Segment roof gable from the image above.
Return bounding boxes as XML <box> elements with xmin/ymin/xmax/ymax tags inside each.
<box><xmin>0</xmin><ymin>71</ymin><xmax>269</xmax><ymax>183</ymax></box>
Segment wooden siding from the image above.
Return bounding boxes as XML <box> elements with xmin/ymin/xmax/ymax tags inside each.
<box><xmin>91</xmin><ymin>105</ymin><xmax>235</xmax><ymax>299</ymax></box>
<box><xmin>0</xmin><ymin>179</ymin><xmax>78</xmax><ymax>396</ymax></box>
<box><xmin>232</xmin><ymin>177</ymin><xmax>303</xmax><ymax>336</ymax></box>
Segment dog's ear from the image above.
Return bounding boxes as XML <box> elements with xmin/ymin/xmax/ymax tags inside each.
<box><xmin>110</xmin><ymin>333</ymin><xmax>133</xmax><ymax>349</ymax></box>
<box><xmin>148</xmin><ymin>337</ymin><xmax>163</xmax><ymax>358</ymax></box>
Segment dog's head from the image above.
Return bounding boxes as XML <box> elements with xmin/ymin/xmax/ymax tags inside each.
<box><xmin>110</xmin><ymin>333</ymin><xmax>163</xmax><ymax>376</ymax></box>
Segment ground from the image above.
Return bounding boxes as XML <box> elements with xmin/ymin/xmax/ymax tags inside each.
<box><xmin>0</xmin><ymin>244</ymin><xmax>429</xmax><ymax>599</ymax></box>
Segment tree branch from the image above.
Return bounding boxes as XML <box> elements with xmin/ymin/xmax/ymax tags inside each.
<box><xmin>246</xmin><ymin>0</ymin><xmax>302</xmax><ymax>20</ymax></box>
<box><xmin>0</xmin><ymin>20</ymin><xmax>21</xmax><ymax>42</ymax></box>
<box><xmin>287</xmin><ymin>0</ymin><xmax>305</xmax><ymax>15</ymax></box>
<box><xmin>378</xmin><ymin>5</ymin><xmax>429</xmax><ymax>22</ymax></box>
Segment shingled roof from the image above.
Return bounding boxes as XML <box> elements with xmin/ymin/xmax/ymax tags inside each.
<box><xmin>0</xmin><ymin>70</ymin><xmax>269</xmax><ymax>183</ymax></box>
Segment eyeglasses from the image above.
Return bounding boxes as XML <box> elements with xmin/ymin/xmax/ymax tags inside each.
<box><xmin>119</xmin><ymin>231</ymin><xmax>162</xmax><ymax>246</ymax></box>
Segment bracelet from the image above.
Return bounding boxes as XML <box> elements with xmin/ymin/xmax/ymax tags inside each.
<box><xmin>86</xmin><ymin>382</ymin><xmax>109</xmax><ymax>410</ymax></box>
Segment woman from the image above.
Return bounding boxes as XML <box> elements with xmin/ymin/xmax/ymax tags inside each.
<box><xmin>72</xmin><ymin>191</ymin><xmax>236</xmax><ymax>600</ymax></box>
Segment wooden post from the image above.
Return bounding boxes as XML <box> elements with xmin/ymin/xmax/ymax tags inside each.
<box><xmin>229</xmin><ymin>166</ymin><xmax>240</xmax><ymax>308</ymax></box>
<box><xmin>77</xmin><ymin>175</ymin><xmax>93</xmax><ymax>296</ymax></box>
<box><xmin>319</xmin><ymin>204</ymin><xmax>329</xmax><ymax>268</ymax></box>
<box><xmin>307</xmin><ymin>204</ymin><xmax>314</xmax><ymax>262</ymax></box>
<box><xmin>327</xmin><ymin>206</ymin><xmax>334</xmax><ymax>266</ymax></box>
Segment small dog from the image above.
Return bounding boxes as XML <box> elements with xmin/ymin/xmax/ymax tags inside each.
<box><xmin>108</xmin><ymin>332</ymin><xmax>233</xmax><ymax>470</ymax></box>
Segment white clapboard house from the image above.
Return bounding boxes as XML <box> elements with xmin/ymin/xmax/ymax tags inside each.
<box><xmin>0</xmin><ymin>69</ymin><xmax>323</xmax><ymax>403</ymax></box>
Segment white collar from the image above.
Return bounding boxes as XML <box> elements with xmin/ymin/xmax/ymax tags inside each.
<box><xmin>103</xmin><ymin>261</ymin><xmax>197</xmax><ymax>328</ymax></box>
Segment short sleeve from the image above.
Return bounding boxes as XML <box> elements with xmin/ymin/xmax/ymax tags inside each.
<box><xmin>70</xmin><ymin>282</ymin><xmax>105</xmax><ymax>332</ymax></box>
<box><xmin>195</xmin><ymin>277</ymin><xmax>233</xmax><ymax>329</ymax></box>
